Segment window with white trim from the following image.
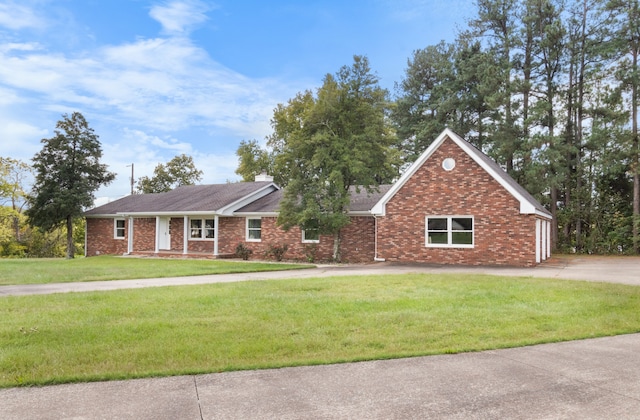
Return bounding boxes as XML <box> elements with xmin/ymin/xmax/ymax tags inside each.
<box><xmin>190</xmin><ymin>218</ymin><xmax>215</xmax><ymax>240</ymax></box>
<box><xmin>246</xmin><ymin>218</ymin><xmax>262</xmax><ymax>241</ymax></box>
<box><xmin>302</xmin><ymin>220</ymin><xmax>319</xmax><ymax>243</ymax></box>
<box><xmin>114</xmin><ymin>219</ymin><xmax>125</xmax><ymax>239</ymax></box>
<box><xmin>426</xmin><ymin>216</ymin><xmax>474</xmax><ymax>247</ymax></box>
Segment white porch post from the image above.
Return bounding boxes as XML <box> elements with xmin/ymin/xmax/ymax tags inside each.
<box><xmin>183</xmin><ymin>216</ymin><xmax>189</xmax><ymax>255</ymax></box>
<box><xmin>214</xmin><ymin>215</ymin><xmax>219</xmax><ymax>256</ymax></box>
<box><xmin>546</xmin><ymin>219</ymin><xmax>552</xmax><ymax>258</ymax></box>
<box><xmin>127</xmin><ymin>217</ymin><xmax>134</xmax><ymax>254</ymax></box>
<box><xmin>155</xmin><ymin>216</ymin><xmax>160</xmax><ymax>254</ymax></box>
<box><xmin>541</xmin><ymin>220</ymin><xmax>548</xmax><ymax>261</ymax></box>
<box><xmin>535</xmin><ymin>218</ymin><xmax>541</xmax><ymax>264</ymax></box>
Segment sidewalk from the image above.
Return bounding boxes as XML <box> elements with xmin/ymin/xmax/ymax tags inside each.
<box><xmin>2</xmin><ymin>333</ymin><xmax>640</xmax><ymax>419</ymax></box>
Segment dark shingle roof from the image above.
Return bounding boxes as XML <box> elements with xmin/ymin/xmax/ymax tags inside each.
<box><xmin>235</xmin><ymin>189</ymin><xmax>283</xmax><ymax>213</ymax></box>
<box><xmin>85</xmin><ymin>182</ymin><xmax>275</xmax><ymax>216</ymax></box>
<box><xmin>348</xmin><ymin>185</ymin><xmax>393</xmax><ymax>212</ymax></box>
<box><xmin>235</xmin><ymin>185</ymin><xmax>393</xmax><ymax>213</ymax></box>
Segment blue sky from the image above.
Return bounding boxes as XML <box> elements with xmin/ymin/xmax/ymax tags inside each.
<box><xmin>0</xmin><ymin>0</ymin><xmax>473</xmax><ymax>203</ymax></box>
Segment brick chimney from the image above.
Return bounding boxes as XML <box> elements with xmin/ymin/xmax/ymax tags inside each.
<box><xmin>254</xmin><ymin>172</ymin><xmax>274</xmax><ymax>182</ymax></box>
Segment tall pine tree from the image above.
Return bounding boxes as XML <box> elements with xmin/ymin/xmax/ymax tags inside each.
<box><xmin>26</xmin><ymin>112</ymin><xmax>115</xmax><ymax>258</ymax></box>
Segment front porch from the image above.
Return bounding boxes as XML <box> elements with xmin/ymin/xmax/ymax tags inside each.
<box><xmin>126</xmin><ymin>250</ymin><xmax>237</xmax><ymax>260</ymax></box>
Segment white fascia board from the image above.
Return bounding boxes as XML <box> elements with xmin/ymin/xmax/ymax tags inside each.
<box><xmin>233</xmin><ymin>211</ymin><xmax>373</xmax><ymax>217</ymax></box>
<box><xmin>218</xmin><ymin>183</ymin><xmax>279</xmax><ymax>215</ymax></box>
<box><xmin>348</xmin><ymin>211</ymin><xmax>375</xmax><ymax>216</ymax></box>
<box><xmin>115</xmin><ymin>211</ymin><xmax>217</xmax><ymax>217</ymax></box>
<box><xmin>535</xmin><ymin>209</ymin><xmax>553</xmax><ymax>219</ymax></box>
<box><xmin>520</xmin><ymin>201</ymin><xmax>537</xmax><ymax>215</ymax></box>
<box><xmin>233</xmin><ymin>212</ymin><xmax>279</xmax><ymax>217</ymax></box>
<box><xmin>371</xmin><ymin>129</ymin><xmax>452</xmax><ymax>216</ymax></box>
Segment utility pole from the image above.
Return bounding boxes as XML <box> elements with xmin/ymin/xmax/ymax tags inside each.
<box><xmin>126</xmin><ymin>163</ymin><xmax>134</xmax><ymax>195</ymax></box>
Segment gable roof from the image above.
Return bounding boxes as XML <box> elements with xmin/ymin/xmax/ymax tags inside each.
<box><xmin>371</xmin><ymin>128</ymin><xmax>552</xmax><ymax>219</ymax></box>
<box><xmin>85</xmin><ymin>182</ymin><xmax>391</xmax><ymax>217</ymax></box>
<box><xmin>235</xmin><ymin>185</ymin><xmax>393</xmax><ymax>215</ymax></box>
<box><xmin>84</xmin><ymin>182</ymin><xmax>278</xmax><ymax>217</ymax></box>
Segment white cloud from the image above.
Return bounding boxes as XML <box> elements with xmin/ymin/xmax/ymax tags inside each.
<box><xmin>0</xmin><ymin>33</ymin><xmax>292</xmax><ymax>135</ymax></box>
<box><xmin>0</xmin><ymin>116</ymin><xmax>48</xmax><ymax>160</ymax></box>
<box><xmin>97</xmin><ymin>127</ymin><xmax>240</xmax><ymax>200</ymax></box>
<box><xmin>0</xmin><ymin>0</ymin><xmax>306</xmax><ymax>203</ymax></box>
<box><xmin>0</xmin><ymin>1</ymin><xmax>45</xmax><ymax>30</ymax></box>
<box><xmin>149</xmin><ymin>0</ymin><xmax>214</xmax><ymax>35</ymax></box>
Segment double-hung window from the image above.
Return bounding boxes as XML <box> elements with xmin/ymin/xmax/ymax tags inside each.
<box><xmin>246</xmin><ymin>218</ymin><xmax>262</xmax><ymax>241</ymax></box>
<box><xmin>302</xmin><ymin>220</ymin><xmax>320</xmax><ymax>243</ymax></box>
<box><xmin>190</xmin><ymin>218</ymin><xmax>215</xmax><ymax>240</ymax></box>
<box><xmin>114</xmin><ymin>219</ymin><xmax>125</xmax><ymax>239</ymax></box>
<box><xmin>426</xmin><ymin>216</ymin><xmax>474</xmax><ymax>247</ymax></box>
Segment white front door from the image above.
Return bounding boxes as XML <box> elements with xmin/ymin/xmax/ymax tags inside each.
<box><xmin>158</xmin><ymin>217</ymin><xmax>171</xmax><ymax>250</ymax></box>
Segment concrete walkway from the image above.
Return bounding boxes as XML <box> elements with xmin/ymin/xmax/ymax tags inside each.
<box><xmin>2</xmin><ymin>256</ymin><xmax>640</xmax><ymax>419</ymax></box>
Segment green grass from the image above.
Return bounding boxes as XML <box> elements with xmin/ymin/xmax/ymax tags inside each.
<box><xmin>2</xmin><ymin>273</ymin><xmax>640</xmax><ymax>387</ymax></box>
<box><xmin>0</xmin><ymin>256</ymin><xmax>312</xmax><ymax>285</ymax></box>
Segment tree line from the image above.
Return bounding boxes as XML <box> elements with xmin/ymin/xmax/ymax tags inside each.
<box><xmin>237</xmin><ymin>0</ymin><xmax>640</xmax><ymax>255</ymax></box>
<box><xmin>0</xmin><ymin>112</ymin><xmax>202</xmax><ymax>258</ymax></box>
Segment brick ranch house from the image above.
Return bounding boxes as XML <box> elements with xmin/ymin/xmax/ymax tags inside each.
<box><xmin>84</xmin><ymin>129</ymin><xmax>553</xmax><ymax>266</ymax></box>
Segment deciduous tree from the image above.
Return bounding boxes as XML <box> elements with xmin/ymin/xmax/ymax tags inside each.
<box><xmin>137</xmin><ymin>154</ymin><xmax>203</xmax><ymax>194</ymax></box>
<box><xmin>235</xmin><ymin>139</ymin><xmax>276</xmax><ymax>183</ymax></box>
<box><xmin>269</xmin><ymin>56</ymin><xmax>399</xmax><ymax>261</ymax></box>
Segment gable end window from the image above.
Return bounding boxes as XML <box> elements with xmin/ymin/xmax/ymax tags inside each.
<box><xmin>246</xmin><ymin>218</ymin><xmax>262</xmax><ymax>241</ymax></box>
<box><xmin>114</xmin><ymin>219</ymin><xmax>125</xmax><ymax>239</ymax></box>
<box><xmin>426</xmin><ymin>216</ymin><xmax>474</xmax><ymax>248</ymax></box>
<box><xmin>190</xmin><ymin>218</ymin><xmax>215</xmax><ymax>240</ymax></box>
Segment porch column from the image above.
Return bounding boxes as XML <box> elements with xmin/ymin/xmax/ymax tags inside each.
<box><xmin>154</xmin><ymin>216</ymin><xmax>160</xmax><ymax>254</ymax></box>
<box><xmin>183</xmin><ymin>216</ymin><xmax>189</xmax><ymax>255</ymax></box>
<box><xmin>535</xmin><ymin>218</ymin><xmax>541</xmax><ymax>264</ymax></box>
<box><xmin>541</xmin><ymin>219</ymin><xmax>547</xmax><ymax>261</ymax></box>
<box><xmin>214</xmin><ymin>215</ymin><xmax>219</xmax><ymax>256</ymax></box>
<box><xmin>127</xmin><ymin>217</ymin><xmax>134</xmax><ymax>254</ymax></box>
<box><xmin>546</xmin><ymin>219</ymin><xmax>552</xmax><ymax>258</ymax></box>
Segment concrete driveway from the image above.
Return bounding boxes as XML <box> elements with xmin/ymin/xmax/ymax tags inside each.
<box><xmin>1</xmin><ymin>255</ymin><xmax>640</xmax><ymax>419</ymax></box>
<box><xmin>2</xmin><ymin>255</ymin><xmax>640</xmax><ymax>297</ymax></box>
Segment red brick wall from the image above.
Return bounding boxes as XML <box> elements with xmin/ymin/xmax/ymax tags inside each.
<box><xmin>223</xmin><ymin>216</ymin><xmax>375</xmax><ymax>263</ymax></box>
<box><xmin>170</xmin><ymin>217</ymin><xmax>184</xmax><ymax>251</ymax></box>
<box><xmin>85</xmin><ymin>218</ymin><xmax>127</xmax><ymax>256</ymax></box>
<box><xmin>219</xmin><ymin>217</ymin><xmax>245</xmax><ymax>254</ymax></box>
<box><xmin>132</xmin><ymin>218</ymin><xmax>156</xmax><ymax>252</ymax></box>
<box><xmin>376</xmin><ymin>137</ymin><xmax>537</xmax><ymax>266</ymax></box>
<box><xmin>85</xmin><ymin>215</ymin><xmax>374</xmax><ymax>262</ymax></box>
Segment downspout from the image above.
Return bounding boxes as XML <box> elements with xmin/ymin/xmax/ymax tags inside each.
<box><xmin>84</xmin><ymin>219</ymin><xmax>87</xmax><ymax>257</ymax></box>
<box><xmin>373</xmin><ymin>215</ymin><xmax>385</xmax><ymax>262</ymax></box>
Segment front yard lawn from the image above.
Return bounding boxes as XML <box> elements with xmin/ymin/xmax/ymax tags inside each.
<box><xmin>2</xmin><ymin>273</ymin><xmax>640</xmax><ymax>387</ymax></box>
<box><xmin>0</xmin><ymin>256</ymin><xmax>312</xmax><ymax>286</ymax></box>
